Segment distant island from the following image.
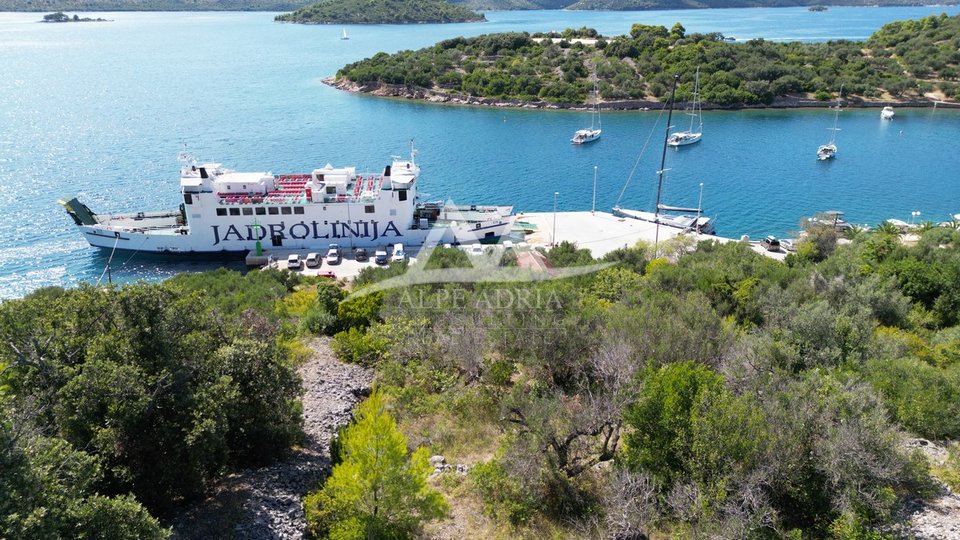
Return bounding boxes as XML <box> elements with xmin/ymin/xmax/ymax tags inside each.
<box><xmin>451</xmin><ymin>0</ymin><xmax>954</xmax><ymax>9</ymax></box>
<box><xmin>3</xmin><ymin>0</ymin><xmax>304</xmax><ymax>11</ymax></box>
<box><xmin>2</xmin><ymin>0</ymin><xmax>954</xmax><ymax>11</ymax></box>
<box><xmin>329</xmin><ymin>14</ymin><xmax>960</xmax><ymax>109</ymax></box>
<box><xmin>275</xmin><ymin>0</ymin><xmax>485</xmax><ymax>24</ymax></box>
<box><xmin>41</xmin><ymin>11</ymin><xmax>109</xmax><ymax>22</ymax></box>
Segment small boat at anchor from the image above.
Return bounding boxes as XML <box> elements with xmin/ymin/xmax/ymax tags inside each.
<box><xmin>818</xmin><ymin>85</ymin><xmax>843</xmax><ymax>161</ymax></box>
<box><xmin>612</xmin><ymin>73</ymin><xmax>714</xmax><ymax>235</ymax></box>
<box><xmin>571</xmin><ymin>77</ymin><xmax>601</xmax><ymax>145</ymax></box>
<box><xmin>881</xmin><ymin>106</ymin><xmax>895</xmax><ymax>120</ymax></box>
<box><xmin>667</xmin><ymin>66</ymin><xmax>703</xmax><ymax>147</ymax></box>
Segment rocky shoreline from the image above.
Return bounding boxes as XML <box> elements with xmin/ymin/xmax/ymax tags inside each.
<box><xmin>325</xmin><ymin>77</ymin><xmax>959</xmax><ymax>111</ymax></box>
<box><xmin>168</xmin><ymin>338</ymin><xmax>372</xmax><ymax>540</ymax></box>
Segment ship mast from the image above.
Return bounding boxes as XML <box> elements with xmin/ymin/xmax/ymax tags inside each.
<box><xmin>654</xmin><ymin>74</ymin><xmax>680</xmax><ymax>250</ymax></box>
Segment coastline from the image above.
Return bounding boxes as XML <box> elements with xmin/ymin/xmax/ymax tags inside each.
<box><xmin>324</xmin><ymin>77</ymin><xmax>960</xmax><ymax>111</ymax></box>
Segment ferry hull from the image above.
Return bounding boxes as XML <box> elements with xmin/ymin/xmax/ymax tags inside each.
<box><xmin>76</xmin><ymin>217</ymin><xmax>515</xmax><ymax>253</ymax></box>
<box><xmin>64</xmin><ymin>152</ymin><xmax>516</xmax><ymax>255</ymax></box>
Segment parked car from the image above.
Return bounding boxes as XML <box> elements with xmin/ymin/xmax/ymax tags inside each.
<box><xmin>305</xmin><ymin>252</ymin><xmax>321</xmax><ymax>268</ymax></box>
<box><xmin>391</xmin><ymin>243</ymin><xmax>406</xmax><ymax>263</ymax></box>
<box><xmin>286</xmin><ymin>253</ymin><xmax>302</xmax><ymax>270</ymax></box>
<box><xmin>325</xmin><ymin>243</ymin><xmax>342</xmax><ymax>265</ymax></box>
<box><xmin>468</xmin><ymin>244</ymin><xmax>484</xmax><ymax>256</ymax></box>
<box><xmin>760</xmin><ymin>235</ymin><xmax>781</xmax><ymax>252</ymax></box>
<box><xmin>374</xmin><ymin>246</ymin><xmax>389</xmax><ymax>265</ymax></box>
<box><xmin>353</xmin><ymin>247</ymin><xmax>369</xmax><ymax>262</ymax></box>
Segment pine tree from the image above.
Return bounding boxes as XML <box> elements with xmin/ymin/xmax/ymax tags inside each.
<box><xmin>305</xmin><ymin>391</ymin><xmax>447</xmax><ymax>539</ymax></box>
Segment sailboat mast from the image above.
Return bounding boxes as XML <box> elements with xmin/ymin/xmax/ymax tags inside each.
<box><xmin>689</xmin><ymin>66</ymin><xmax>700</xmax><ymax>132</ymax></box>
<box><xmin>655</xmin><ymin>74</ymin><xmax>680</xmax><ymax>221</ymax></box>
<box><xmin>830</xmin><ymin>84</ymin><xmax>843</xmax><ymax>144</ymax></box>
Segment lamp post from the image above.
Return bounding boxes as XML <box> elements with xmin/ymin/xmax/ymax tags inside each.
<box><xmin>696</xmin><ymin>182</ymin><xmax>704</xmax><ymax>233</ymax></box>
<box><xmin>592</xmin><ymin>166</ymin><xmax>598</xmax><ymax>214</ymax></box>
<box><xmin>553</xmin><ymin>191</ymin><xmax>559</xmax><ymax>246</ymax></box>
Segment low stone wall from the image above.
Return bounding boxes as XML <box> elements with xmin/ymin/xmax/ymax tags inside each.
<box><xmin>324</xmin><ymin>77</ymin><xmax>959</xmax><ymax>112</ymax></box>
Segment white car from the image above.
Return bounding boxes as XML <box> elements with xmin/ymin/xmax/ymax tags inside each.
<box><xmin>468</xmin><ymin>244</ymin><xmax>484</xmax><ymax>256</ymax></box>
<box><xmin>391</xmin><ymin>243</ymin><xmax>406</xmax><ymax>263</ymax></box>
<box><xmin>305</xmin><ymin>252</ymin><xmax>321</xmax><ymax>268</ymax></box>
<box><xmin>286</xmin><ymin>253</ymin><xmax>302</xmax><ymax>270</ymax></box>
<box><xmin>325</xmin><ymin>243</ymin><xmax>342</xmax><ymax>265</ymax></box>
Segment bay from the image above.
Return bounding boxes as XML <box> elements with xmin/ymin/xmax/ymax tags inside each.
<box><xmin>1</xmin><ymin>7</ymin><xmax>959</xmax><ymax>298</ymax></box>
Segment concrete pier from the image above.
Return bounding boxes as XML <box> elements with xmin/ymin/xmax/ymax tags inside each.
<box><xmin>247</xmin><ymin>211</ymin><xmax>788</xmax><ymax>280</ymax></box>
<box><xmin>517</xmin><ymin>211</ymin><xmax>722</xmax><ymax>258</ymax></box>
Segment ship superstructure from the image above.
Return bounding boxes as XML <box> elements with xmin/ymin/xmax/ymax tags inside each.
<box><xmin>62</xmin><ymin>150</ymin><xmax>514</xmax><ymax>254</ymax></box>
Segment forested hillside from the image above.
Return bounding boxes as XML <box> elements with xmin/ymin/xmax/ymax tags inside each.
<box><xmin>0</xmin><ymin>269</ymin><xmax>308</xmax><ymax>536</ymax></box>
<box><xmin>307</xmin><ymin>220</ymin><xmax>960</xmax><ymax>538</ymax></box>
<box><xmin>4</xmin><ymin>219</ymin><xmax>960</xmax><ymax>537</ymax></box>
<box><xmin>449</xmin><ymin>0</ymin><xmax>948</xmax><ymax>10</ymax></box>
<box><xmin>275</xmin><ymin>0</ymin><xmax>485</xmax><ymax>24</ymax></box>
<box><xmin>2</xmin><ymin>0</ymin><xmax>306</xmax><ymax>11</ymax></box>
<box><xmin>334</xmin><ymin>14</ymin><xmax>960</xmax><ymax>106</ymax></box>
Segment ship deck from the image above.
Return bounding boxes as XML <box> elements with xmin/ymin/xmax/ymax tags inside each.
<box><xmin>96</xmin><ymin>211</ymin><xmax>182</xmax><ymax>234</ymax></box>
<box><xmin>216</xmin><ymin>173</ymin><xmax>387</xmax><ymax>205</ymax></box>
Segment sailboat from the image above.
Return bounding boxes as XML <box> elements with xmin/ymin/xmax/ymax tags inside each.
<box><xmin>571</xmin><ymin>77</ymin><xmax>601</xmax><ymax>145</ymax></box>
<box><xmin>341</xmin><ymin>28</ymin><xmax>349</xmax><ymax>40</ymax></box>
<box><xmin>612</xmin><ymin>74</ymin><xmax>714</xmax><ymax>234</ymax></box>
<box><xmin>817</xmin><ymin>85</ymin><xmax>843</xmax><ymax>161</ymax></box>
<box><xmin>667</xmin><ymin>66</ymin><xmax>703</xmax><ymax>147</ymax></box>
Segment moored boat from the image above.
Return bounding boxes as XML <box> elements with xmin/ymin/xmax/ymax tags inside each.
<box><xmin>817</xmin><ymin>86</ymin><xmax>843</xmax><ymax>161</ymax></box>
<box><xmin>667</xmin><ymin>66</ymin><xmax>703</xmax><ymax>148</ymax></box>
<box><xmin>61</xmin><ymin>147</ymin><xmax>515</xmax><ymax>254</ymax></box>
<box><xmin>571</xmin><ymin>76</ymin><xmax>602</xmax><ymax>145</ymax></box>
<box><xmin>613</xmin><ymin>74</ymin><xmax>714</xmax><ymax>235</ymax></box>
<box><xmin>881</xmin><ymin>106</ymin><xmax>895</xmax><ymax>120</ymax></box>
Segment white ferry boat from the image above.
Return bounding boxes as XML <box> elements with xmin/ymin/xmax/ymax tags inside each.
<box><xmin>61</xmin><ymin>149</ymin><xmax>514</xmax><ymax>254</ymax></box>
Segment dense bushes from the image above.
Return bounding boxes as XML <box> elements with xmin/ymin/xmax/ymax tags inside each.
<box><xmin>338</xmin><ymin>14</ymin><xmax>960</xmax><ymax>106</ymax></box>
<box><xmin>324</xmin><ymin>227</ymin><xmax>960</xmax><ymax>537</ymax></box>
<box><xmin>275</xmin><ymin>0</ymin><xmax>484</xmax><ymax>24</ymax></box>
<box><xmin>0</xmin><ymin>270</ymin><xmax>305</xmax><ymax>524</ymax></box>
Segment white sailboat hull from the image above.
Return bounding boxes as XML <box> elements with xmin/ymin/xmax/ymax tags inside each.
<box><xmin>571</xmin><ymin>129</ymin><xmax>601</xmax><ymax>144</ymax></box>
<box><xmin>667</xmin><ymin>131</ymin><xmax>702</xmax><ymax>147</ymax></box>
<box><xmin>612</xmin><ymin>206</ymin><xmax>713</xmax><ymax>234</ymax></box>
<box><xmin>817</xmin><ymin>143</ymin><xmax>836</xmax><ymax>161</ymax></box>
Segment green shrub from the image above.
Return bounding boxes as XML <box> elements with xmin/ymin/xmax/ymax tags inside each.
<box><xmin>468</xmin><ymin>460</ymin><xmax>535</xmax><ymax>527</ymax></box>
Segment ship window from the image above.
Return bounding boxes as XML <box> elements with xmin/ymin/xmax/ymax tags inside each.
<box><xmin>268</xmin><ymin>207</ymin><xmax>279</xmax><ymax>215</ymax></box>
<box><xmin>398</xmin><ymin>190</ymin><xmax>407</xmax><ymax>202</ymax></box>
<box><xmin>365</xmin><ymin>205</ymin><xmax>375</xmax><ymax>214</ymax></box>
<box><xmin>242</xmin><ymin>208</ymin><xmax>253</xmax><ymax>216</ymax></box>
<box><xmin>326</xmin><ymin>186</ymin><xmax>336</xmax><ymax>194</ymax></box>
<box><xmin>255</xmin><ymin>207</ymin><xmax>266</xmax><ymax>215</ymax></box>
<box><xmin>281</xmin><ymin>207</ymin><xmax>292</xmax><ymax>215</ymax></box>
<box><xmin>294</xmin><ymin>207</ymin><xmax>304</xmax><ymax>215</ymax></box>
<box><xmin>229</xmin><ymin>208</ymin><xmax>240</xmax><ymax>216</ymax></box>
<box><xmin>216</xmin><ymin>208</ymin><xmax>227</xmax><ymax>216</ymax></box>
<box><xmin>184</xmin><ymin>193</ymin><xmax>193</xmax><ymax>205</ymax></box>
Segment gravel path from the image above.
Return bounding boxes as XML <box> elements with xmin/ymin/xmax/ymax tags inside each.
<box><xmin>170</xmin><ymin>338</ymin><xmax>372</xmax><ymax>540</ymax></box>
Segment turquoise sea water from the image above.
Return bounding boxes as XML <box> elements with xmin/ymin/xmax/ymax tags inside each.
<box><xmin>1</xmin><ymin>7</ymin><xmax>959</xmax><ymax>298</ymax></box>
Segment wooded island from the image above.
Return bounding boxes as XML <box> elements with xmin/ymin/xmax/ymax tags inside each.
<box><xmin>332</xmin><ymin>14</ymin><xmax>960</xmax><ymax>108</ymax></box>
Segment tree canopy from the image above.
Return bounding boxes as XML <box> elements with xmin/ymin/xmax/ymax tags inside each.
<box><xmin>336</xmin><ymin>13</ymin><xmax>960</xmax><ymax>105</ymax></box>
<box><xmin>276</xmin><ymin>0</ymin><xmax>485</xmax><ymax>24</ymax></box>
